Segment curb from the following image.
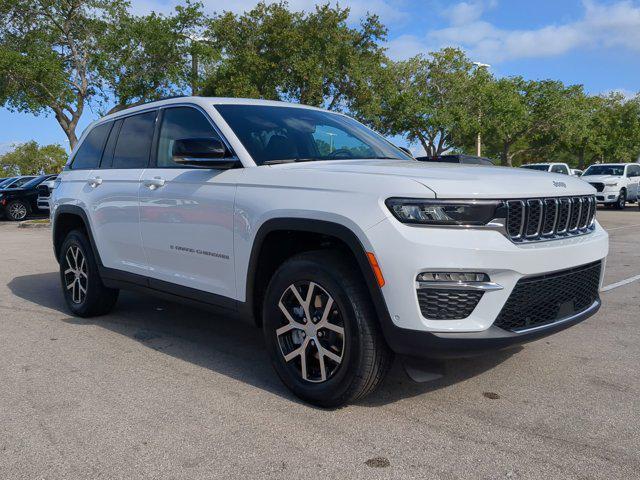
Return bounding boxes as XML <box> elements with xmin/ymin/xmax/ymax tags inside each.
<box><xmin>18</xmin><ymin>220</ymin><xmax>51</xmax><ymax>229</ymax></box>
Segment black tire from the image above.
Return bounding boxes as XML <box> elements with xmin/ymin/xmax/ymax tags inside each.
<box><xmin>6</xmin><ymin>199</ymin><xmax>30</xmax><ymax>221</ymax></box>
<box><xmin>59</xmin><ymin>229</ymin><xmax>119</xmax><ymax>317</ymax></box>
<box><xmin>615</xmin><ymin>189</ymin><xmax>626</xmax><ymax>210</ymax></box>
<box><xmin>262</xmin><ymin>250</ymin><xmax>392</xmax><ymax>408</ymax></box>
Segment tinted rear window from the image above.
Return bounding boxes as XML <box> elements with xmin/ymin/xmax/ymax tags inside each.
<box><xmin>72</xmin><ymin>123</ymin><xmax>111</xmax><ymax>170</ymax></box>
<box><xmin>112</xmin><ymin>111</ymin><xmax>157</xmax><ymax>169</ymax></box>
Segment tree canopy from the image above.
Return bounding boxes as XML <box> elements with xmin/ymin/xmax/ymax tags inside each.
<box><xmin>1</xmin><ymin>0</ymin><xmax>639</xmax><ymax>167</ymax></box>
<box><xmin>0</xmin><ymin>141</ymin><xmax>67</xmax><ymax>175</ymax></box>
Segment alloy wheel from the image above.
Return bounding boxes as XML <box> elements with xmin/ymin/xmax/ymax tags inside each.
<box><xmin>64</xmin><ymin>245</ymin><xmax>88</xmax><ymax>304</ymax></box>
<box><xmin>276</xmin><ymin>281</ymin><xmax>345</xmax><ymax>383</ymax></box>
<box><xmin>618</xmin><ymin>191</ymin><xmax>626</xmax><ymax>209</ymax></box>
<box><xmin>9</xmin><ymin>202</ymin><xmax>27</xmax><ymax>220</ymax></box>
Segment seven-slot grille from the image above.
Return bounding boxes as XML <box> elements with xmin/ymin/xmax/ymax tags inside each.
<box><xmin>506</xmin><ymin>195</ymin><xmax>596</xmax><ymax>242</ymax></box>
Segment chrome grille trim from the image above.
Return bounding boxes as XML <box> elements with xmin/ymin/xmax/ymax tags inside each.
<box><xmin>506</xmin><ymin>195</ymin><xmax>596</xmax><ymax>243</ymax></box>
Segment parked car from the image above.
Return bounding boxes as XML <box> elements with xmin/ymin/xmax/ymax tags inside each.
<box><xmin>0</xmin><ymin>175</ymin><xmax>37</xmax><ymax>189</ymax></box>
<box><xmin>37</xmin><ymin>176</ymin><xmax>58</xmax><ymax>211</ymax></box>
<box><xmin>520</xmin><ymin>162</ymin><xmax>572</xmax><ymax>175</ymax></box>
<box><xmin>51</xmin><ymin>97</ymin><xmax>608</xmax><ymax>407</ymax></box>
<box><xmin>0</xmin><ymin>174</ymin><xmax>57</xmax><ymax>221</ymax></box>
<box><xmin>416</xmin><ymin>154</ymin><xmax>494</xmax><ymax>165</ymax></box>
<box><xmin>581</xmin><ymin>163</ymin><xmax>640</xmax><ymax>209</ymax></box>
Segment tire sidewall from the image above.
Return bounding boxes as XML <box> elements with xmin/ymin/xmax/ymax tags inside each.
<box><xmin>618</xmin><ymin>190</ymin><xmax>626</xmax><ymax>209</ymax></box>
<box><xmin>7</xmin><ymin>200</ymin><xmax>29</xmax><ymax>221</ymax></box>
<box><xmin>263</xmin><ymin>258</ymin><xmax>365</xmax><ymax>405</ymax></box>
<box><xmin>59</xmin><ymin>230</ymin><xmax>100</xmax><ymax>316</ymax></box>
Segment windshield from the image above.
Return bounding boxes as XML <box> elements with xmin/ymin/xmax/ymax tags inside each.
<box><xmin>22</xmin><ymin>176</ymin><xmax>52</xmax><ymax>189</ymax></box>
<box><xmin>3</xmin><ymin>176</ymin><xmax>36</xmax><ymax>188</ymax></box>
<box><xmin>583</xmin><ymin>165</ymin><xmax>625</xmax><ymax>176</ymax></box>
<box><xmin>0</xmin><ymin>177</ymin><xmax>16</xmax><ymax>188</ymax></box>
<box><xmin>520</xmin><ymin>165</ymin><xmax>550</xmax><ymax>171</ymax></box>
<box><xmin>215</xmin><ymin>104</ymin><xmax>413</xmax><ymax>165</ymax></box>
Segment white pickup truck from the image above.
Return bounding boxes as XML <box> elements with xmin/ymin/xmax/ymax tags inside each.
<box><xmin>51</xmin><ymin>97</ymin><xmax>609</xmax><ymax>406</ymax></box>
<box><xmin>581</xmin><ymin>163</ymin><xmax>640</xmax><ymax>209</ymax></box>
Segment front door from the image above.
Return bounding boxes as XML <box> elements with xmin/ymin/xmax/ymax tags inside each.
<box><xmin>139</xmin><ymin>106</ymin><xmax>237</xmax><ymax>300</ymax></box>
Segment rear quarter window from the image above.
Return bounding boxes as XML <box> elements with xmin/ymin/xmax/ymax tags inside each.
<box><xmin>71</xmin><ymin>123</ymin><xmax>112</xmax><ymax>170</ymax></box>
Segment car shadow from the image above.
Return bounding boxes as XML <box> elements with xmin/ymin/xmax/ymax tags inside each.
<box><xmin>8</xmin><ymin>271</ymin><xmax>519</xmax><ymax>408</ymax></box>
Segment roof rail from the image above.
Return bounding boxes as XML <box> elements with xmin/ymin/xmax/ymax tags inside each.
<box><xmin>108</xmin><ymin>95</ymin><xmax>191</xmax><ymax>115</ymax></box>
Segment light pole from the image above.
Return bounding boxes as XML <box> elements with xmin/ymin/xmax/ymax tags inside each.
<box><xmin>324</xmin><ymin>132</ymin><xmax>337</xmax><ymax>152</ymax></box>
<box><xmin>472</xmin><ymin>62</ymin><xmax>491</xmax><ymax>157</ymax></box>
<box><xmin>187</xmin><ymin>34</ymin><xmax>207</xmax><ymax>96</ymax></box>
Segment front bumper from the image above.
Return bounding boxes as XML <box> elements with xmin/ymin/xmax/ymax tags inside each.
<box><xmin>383</xmin><ymin>299</ymin><xmax>600</xmax><ymax>358</ymax></box>
<box><xmin>595</xmin><ymin>188</ymin><xmax>621</xmax><ymax>203</ymax></box>
<box><xmin>366</xmin><ymin>217</ymin><xmax>608</xmax><ymax>357</ymax></box>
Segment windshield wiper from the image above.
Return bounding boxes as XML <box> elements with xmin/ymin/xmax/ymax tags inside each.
<box><xmin>263</xmin><ymin>158</ymin><xmax>321</xmax><ymax>165</ymax></box>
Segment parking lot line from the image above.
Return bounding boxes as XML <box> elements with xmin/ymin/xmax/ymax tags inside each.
<box><xmin>601</xmin><ymin>273</ymin><xmax>640</xmax><ymax>292</ymax></box>
<box><xmin>605</xmin><ymin>223</ymin><xmax>640</xmax><ymax>231</ymax></box>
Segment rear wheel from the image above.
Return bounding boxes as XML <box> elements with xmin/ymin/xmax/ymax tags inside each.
<box><xmin>59</xmin><ymin>230</ymin><xmax>119</xmax><ymax>317</ymax></box>
<box><xmin>6</xmin><ymin>200</ymin><xmax>29</xmax><ymax>221</ymax></box>
<box><xmin>262</xmin><ymin>250</ymin><xmax>392</xmax><ymax>408</ymax></box>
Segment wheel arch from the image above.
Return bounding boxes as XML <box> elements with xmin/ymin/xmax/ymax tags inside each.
<box><xmin>243</xmin><ymin>218</ymin><xmax>392</xmax><ymax>330</ymax></box>
<box><xmin>53</xmin><ymin>205</ymin><xmax>103</xmax><ymax>266</ymax></box>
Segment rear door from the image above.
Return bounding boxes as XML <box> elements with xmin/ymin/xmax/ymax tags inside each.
<box><xmin>86</xmin><ymin>110</ymin><xmax>157</xmax><ymax>275</ymax></box>
<box><xmin>139</xmin><ymin>105</ymin><xmax>237</xmax><ymax>300</ymax></box>
<box><xmin>55</xmin><ymin>122</ymin><xmax>111</xmax><ymax>228</ymax></box>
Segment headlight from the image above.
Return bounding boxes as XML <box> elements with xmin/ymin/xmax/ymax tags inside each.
<box><xmin>385</xmin><ymin>198</ymin><xmax>503</xmax><ymax>225</ymax></box>
<box><xmin>604</xmin><ymin>182</ymin><xmax>618</xmax><ymax>187</ymax></box>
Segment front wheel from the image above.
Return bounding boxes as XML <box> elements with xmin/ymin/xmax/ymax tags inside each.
<box><xmin>59</xmin><ymin>229</ymin><xmax>119</xmax><ymax>317</ymax></box>
<box><xmin>262</xmin><ymin>250</ymin><xmax>392</xmax><ymax>408</ymax></box>
<box><xmin>6</xmin><ymin>200</ymin><xmax>29</xmax><ymax>221</ymax></box>
<box><xmin>615</xmin><ymin>190</ymin><xmax>627</xmax><ymax>210</ymax></box>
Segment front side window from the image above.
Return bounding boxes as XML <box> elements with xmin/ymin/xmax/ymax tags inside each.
<box><xmin>625</xmin><ymin>165</ymin><xmax>640</xmax><ymax>177</ymax></box>
<box><xmin>112</xmin><ymin>111</ymin><xmax>157</xmax><ymax>169</ymax></box>
<box><xmin>156</xmin><ymin>107</ymin><xmax>223</xmax><ymax>168</ymax></box>
<box><xmin>215</xmin><ymin>104</ymin><xmax>412</xmax><ymax>165</ymax></box>
<box><xmin>6</xmin><ymin>176</ymin><xmax>36</xmax><ymax>188</ymax></box>
<box><xmin>584</xmin><ymin>165</ymin><xmax>625</xmax><ymax>176</ymax></box>
<box><xmin>72</xmin><ymin>122</ymin><xmax>112</xmax><ymax>170</ymax></box>
<box><xmin>551</xmin><ymin>165</ymin><xmax>569</xmax><ymax>174</ymax></box>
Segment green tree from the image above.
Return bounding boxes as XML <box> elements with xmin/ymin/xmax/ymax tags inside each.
<box><xmin>201</xmin><ymin>2</ymin><xmax>387</xmax><ymax>111</ymax></box>
<box><xmin>360</xmin><ymin>48</ymin><xmax>480</xmax><ymax>156</ymax></box>
<box><xmin>0</xmin><ymin>141</ymin><xmax>67</xmax><ymax>175</ymax></box>
<box><xmin>0</xmin><ymin>0</ymin><xmax>128</xmax><ymax>149</ymax></box>
<box><xmin>100</xmin><ymin>1</ymin><xmax>207</xmax><ymax>113</ymax></box>
<box><xmin>480</xmin><ymin>78</ymin><xmax>575</xmax><ymax>166</ymax></box>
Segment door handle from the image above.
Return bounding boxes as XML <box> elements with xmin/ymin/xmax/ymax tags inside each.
<box><xmin>88</xmin><ymin>176</ymin><xmax>102</xmax><ymax>188</ymax></box>
<box><xmin>144</xmin><ymin>177</ymin><xmax>166</xmax><ymax>190</ymax></box>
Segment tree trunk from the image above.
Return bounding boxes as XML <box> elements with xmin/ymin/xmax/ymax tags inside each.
<box><xmin>500</xmin><ymin>142</ymin><xmax>512</xmax><ymax>167</ymax></box>
<box><xmin>577</xmin><ymin>140</ymin><xmax>587</xmax><ymax>169</ymax></box>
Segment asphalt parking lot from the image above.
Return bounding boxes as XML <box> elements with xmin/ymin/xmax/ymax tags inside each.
<box><xmin>1</xmin><ymin>208</ymin><xmax>639</xmax><ymax>479</ymax></box>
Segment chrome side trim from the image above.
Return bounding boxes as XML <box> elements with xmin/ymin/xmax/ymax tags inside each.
<box><xmin>415</xmin><ymin>281</ymin><xmax>504</xmax><ymax>291</ymax></box>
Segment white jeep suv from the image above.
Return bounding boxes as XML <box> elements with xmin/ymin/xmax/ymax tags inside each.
<box><xmin>51</xmin><ymin>97</ymin><xmax>609</xmax><ymax>406</ymax></box>
<box><xmin>581</xmin><ymin>163</ymin><xmax>640</xmax><ymax>209</ymax></box>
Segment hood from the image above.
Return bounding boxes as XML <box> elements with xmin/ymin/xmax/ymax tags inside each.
<box><xmin>580</xmin><ymin>174</ymin><xmax>622</xmax><ymax>183</ymax></box>
<box><xmin>274</xmin><ymin>160</ymin><xmax>595</xmax><ymax>198</ymax></box>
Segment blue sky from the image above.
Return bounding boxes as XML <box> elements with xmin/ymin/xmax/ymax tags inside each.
<box><xmin>2</xmin><ymin>0</ymin><xmax>640</xmax><ymax>154</ymax></box>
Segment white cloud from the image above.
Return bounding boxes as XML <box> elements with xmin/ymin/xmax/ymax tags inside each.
<box><xmin>441</xmin><ymin>0</ymin><xmax>495</xmax><ymax>26</ymax></box>
<box><xmin>388</xmin><ymin>0</ymin><xmax>640</xmax><ymax>63</ymax></box>
<box><xmin>0</xmin><ymin>141</ymin><xmax>19</xmax><ymax>155</ymax></box>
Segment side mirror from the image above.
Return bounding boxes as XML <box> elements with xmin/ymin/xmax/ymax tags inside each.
<box><xmin>172</xmin><ymin>138</ymin><xmax>238</xmax><ymax>169</ymax></box>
